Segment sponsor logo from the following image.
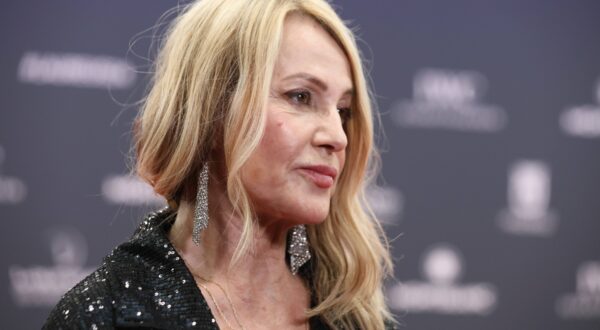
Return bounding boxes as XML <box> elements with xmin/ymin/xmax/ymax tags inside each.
<box><xmin>392</xmin><ymin>68</ymin><xmax>507</xmax><ymax>133</ymax></box>
<box><xmin>365</xmin><ymin>184</ymin><xmax>404</xmax><ymax>224</ymax></box>
<box><xmin>497</xmin><ymin>160</ymin><xmax>558</xmax><ymax>237</ymax></box>
<box><xmin>556</xmin><ymin>261</ymin><xmax>600</xmax><ymax>318</ymax></box>
<box><xmin>388</xmin><ymin>244</ymin><xmax>497</xmax><ymax>315</ymax></box>
<box><xmin>8</xmin><ymin>227</ymin><xmax>96</xmax><ymax>306</ymax></box>
<box><xmin>101</xmin><ymin>174</ymin><xmax>164</xmax><ymax>206</ymax></box>
<box><xmin>17</xmin><ymin>51</ymin><xmax>136</xmax><ymax>89</ymax></box>
<box><xmin>0</xmin><ymin>145</ymin><xmax>27</xmax><ymax>204</ymax></box>
<box><xmin>560</xmin><ymin>79</ymin><xmax>600</xmax><ymax>138</ymax></box>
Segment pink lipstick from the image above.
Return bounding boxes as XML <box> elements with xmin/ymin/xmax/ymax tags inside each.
<box><xmin>298</xmin><ymin>165</ymin><xmax>338</xmax><ymax>189</ymax></box>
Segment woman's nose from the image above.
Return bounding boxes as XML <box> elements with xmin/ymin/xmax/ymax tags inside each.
<box><xmin>313</xmin><ymin>107</ymin><xmax>348</xmax><ymax>153</ymax></box>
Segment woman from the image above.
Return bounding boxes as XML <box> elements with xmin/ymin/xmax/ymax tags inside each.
<box><xmin>44</xmin><ymin>0</ymin><xmax>395</xmax><ymax>329</ymax></box>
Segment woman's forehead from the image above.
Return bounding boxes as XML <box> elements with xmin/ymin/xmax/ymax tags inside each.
<box><xmin>273</xmin><ymin>13</ymin><xmax>353</xmax><ymax>93</ymax></box>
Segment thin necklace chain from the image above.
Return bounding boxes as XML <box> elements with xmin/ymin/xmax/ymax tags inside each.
<box><xmin>194</xmin><ymin>274</ymin><xmax>245</xmax><ymax>330</ymax></box>
<box><xmin>192</xmin><ymin>274</ymin><xmax>310</xmax><ymax>330</ymax></box>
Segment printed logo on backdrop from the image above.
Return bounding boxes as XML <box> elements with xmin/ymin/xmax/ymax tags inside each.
<box><xmin>387</xmin><ymin>244</ymin><xmax>497</xmax><ymax>315</ymax></box>
<box><xmin>496</xmin><ymin>160</ymin><xmax>558</xmax><ymax>237</ymax></box>
<box><xmin>365</xmin><ymin>184</ymin><xmax>404</xmax><ymax>224</ymax></box>
<box><xmin>560</xmin><ymin>78</ymin><xmax>600</xmax><ymax>138</ymax></box>
<box><xmin>392</xmin><ymin>68</ymin><xmax>507</xmax><ymax>133</ymax></box>
<box><xmin>17</xmin><ymin>51</ymin><xmax>136</xmax><ymax>89</ymax></box>
<box><xmin>8</xmin><ymin>227</ymin><xmax>96</xmax><ymax>306</ymax></box>
<box><xmin>102</xmin><ymin>174</ymin><xmax>164</xmax><ymax>206</ymax></box>
<box><xmin>0</xmin><ymin>145</ymin><xmax>27</xmax><ymax>204</ymax></box>
<box><xmin>556</xmin><ymin>261</ymin><xmax>600</xmax><ymax>319</ymax></box>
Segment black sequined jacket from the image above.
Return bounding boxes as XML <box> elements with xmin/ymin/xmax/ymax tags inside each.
<box><xmin>43</xmin><ymin>208</ymin><xmax>395</xmax><ymax>329</ymax></box>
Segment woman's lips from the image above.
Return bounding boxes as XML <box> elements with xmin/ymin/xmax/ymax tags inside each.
<box><xmin>298</xmin><ymin>165</ymin><xmax>338</xmax><ymax>189</ymax></box>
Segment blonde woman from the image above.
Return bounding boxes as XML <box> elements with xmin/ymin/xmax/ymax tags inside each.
<box><xmin>44</xmin><ymin>0</ymin><xmax>395</xmax><ymax>329</ymax></box>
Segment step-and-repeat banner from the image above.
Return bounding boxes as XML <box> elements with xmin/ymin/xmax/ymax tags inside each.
<box><xmin>1</xmin><ymin>1</ymin><xmax>599</xmax><ymax>329</ymax></box>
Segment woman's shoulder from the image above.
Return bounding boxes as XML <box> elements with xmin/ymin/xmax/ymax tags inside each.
<box><xmin>43</xmin><ymin>263</ymin><xmax>115</xmax><ymax>329</ymax></box>
<box><xmin>43</xmin><ymin>236</ymin><xmax>162</xmax><ymax>329</ymax></box>
<box><xmin>43</xmin><ymin>208</ymin><xmax>214</xmax><ymax>329</ymax></box>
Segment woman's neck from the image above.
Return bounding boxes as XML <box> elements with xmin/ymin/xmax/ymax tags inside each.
<box><xmin>167</xmin><ymin>173</ymin><xmax>311</xmax><ymax>329</ymax></box>
<box><xmin>168</xmin><ymin>195</ymin><xmax>297</xmax><ymax>296</ymax></box>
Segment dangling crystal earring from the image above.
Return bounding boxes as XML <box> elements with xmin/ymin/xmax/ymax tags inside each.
<box><xmin>192</xmin><ymin>162</ymin><xmax>209</xmax><ymax>245</ymax></box>
<box><xmin>288</xmin><ymin>225</ymin><xmax>311</xmax><ymax>275</ymax></box>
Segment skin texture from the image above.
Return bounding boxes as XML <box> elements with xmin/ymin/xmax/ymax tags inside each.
<box><xmin>242</xmin><ymin>14</ymin><xmax>351</xmax><ymax>229</ymax></box>
<box><xmin>170</xmin><ymin>13</ymin><xmax>353</xmax><ymax>330</ymax></box>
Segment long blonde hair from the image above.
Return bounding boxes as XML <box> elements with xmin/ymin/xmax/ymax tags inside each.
<box><xmin>134</xmin><ymin>0</ymin><xmax>394</xmax><ymax>328</ymax></box>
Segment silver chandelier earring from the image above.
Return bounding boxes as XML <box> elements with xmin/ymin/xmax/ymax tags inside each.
<box><xmin>288</xmin><ymin>225</ymin><xmax>311</xmax><ymax>275</ymax></box>
<box><xmin>192</xmin><ymin>162</ymin><xmax>209</xmax><ymax>246</ymax></box>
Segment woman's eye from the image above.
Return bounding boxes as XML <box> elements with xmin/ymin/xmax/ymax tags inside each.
<box><xmin>337</xmin><ymin>107</ymin><xmax>352</xmax><ymax>123</ymax></box>
<box><xmin>286</xmin><ymin>90</ymin><xmax>311</xmax><ymax>105</ymax></box>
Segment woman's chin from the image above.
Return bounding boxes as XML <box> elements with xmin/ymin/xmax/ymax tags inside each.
<box><xmin>294</xmin><ymin>208</ymin><xmax>331</xmax><ymax>226</ymax></box>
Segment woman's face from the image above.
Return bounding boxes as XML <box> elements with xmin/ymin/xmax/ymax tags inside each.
<box><xmin>241</xmin><ymin>13</ymin><xmax>353</xmax><ymax>226</ymax></box>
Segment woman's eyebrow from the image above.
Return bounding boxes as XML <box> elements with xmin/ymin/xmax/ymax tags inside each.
<box><xmin>282</xmin><ymin>72</ymin><xmax>354</xmax><ymax>96</ymax></box>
